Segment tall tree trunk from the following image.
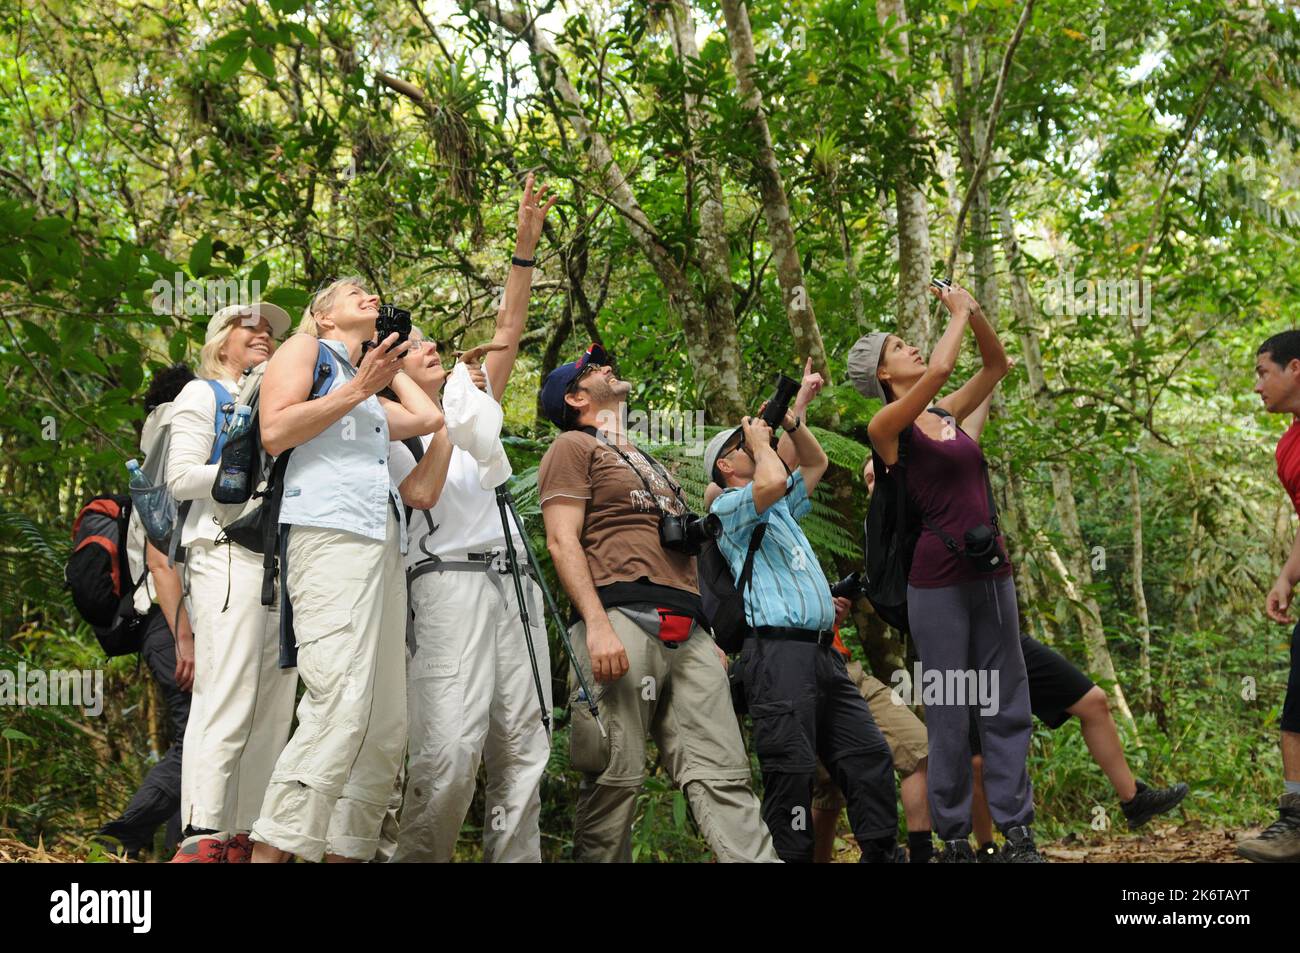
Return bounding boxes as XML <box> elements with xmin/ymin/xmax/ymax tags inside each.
<box><xmin>948</xmin><ymin>32</ymin><xmax>1045</xmax><ymax>646</ymax></box>
<box><xmin>666</xmin><ymin>0</ymin><xmax>745</xmax><ymax>401</ymax></box>
<box><xmin>470</xmin><ymin>0</ymin><xmax>746</xmax><ymax>419</ymax></box>
<box><xmin>1120</xmin><ymin>58</ymin><xmax>1224</xmax><ymax>713</ymax></box>
<box><xmin>1130</xmin><ymin>461</ymin><xmax>1152</xmax><ymax>705</ymax></box>
<box><xmin>718</xmin><ymin>0</ymin><xmax>829</xmax><ymax>379</ymax></box>
<box><xmin>877</xmin><ymin>0</ymin><xmax>933</xmax><ymax>352</ymax></box>
<box><xmin>997</xmin><ymin>197</ymin><xmax>1140</xmax><ymax>739</ymax></box>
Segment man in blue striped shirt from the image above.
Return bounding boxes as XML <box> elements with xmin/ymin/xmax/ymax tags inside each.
<box><xmin>706</xmin><ymin>407</ymin><xmax>898</xmax><ymax>862</ymax></box>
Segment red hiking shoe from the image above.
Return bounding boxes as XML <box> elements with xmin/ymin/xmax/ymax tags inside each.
<box><xmin>222</xmin><ymin>833</ymin><xmax>254</xmax><ymax>864</ymax></box>
<box><xmin>169</xmin><ymin>833</ymin><xmax>228</xmax><ymax>863</ymax></box>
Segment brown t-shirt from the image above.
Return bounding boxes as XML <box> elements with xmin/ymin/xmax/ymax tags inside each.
<box><xmin>538</xmin><ymin>430</ymin><xmax>699</xmax><ymax>595</ymax></box>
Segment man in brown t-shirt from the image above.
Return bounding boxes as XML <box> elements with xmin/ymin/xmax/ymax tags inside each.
<box><xmin>538</xmin><ymin>344</ymin><xmax>777</xmax><ymax>862</ymax></box>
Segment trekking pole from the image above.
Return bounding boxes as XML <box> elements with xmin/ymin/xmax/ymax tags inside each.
<box><xmin>498</xmin><ymin>485</ymin><xmax>607</xmax><ymax>739</ymax></box>
<box><xmin>495</xmin><ymin>485</ymin><xmax>551</xmax><ymax>739</ymax></box>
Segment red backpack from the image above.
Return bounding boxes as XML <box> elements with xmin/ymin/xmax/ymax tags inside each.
<box><xmin>65</xmin><ymin>494</ymin><xmax>147</xmax><ymax>656</ymax></box>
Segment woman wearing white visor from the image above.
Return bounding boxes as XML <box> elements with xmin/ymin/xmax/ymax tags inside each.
<box><xmin>167</xmin><ymin>302</ymin><xmax>298</xmax><ymax>863</ymax></box>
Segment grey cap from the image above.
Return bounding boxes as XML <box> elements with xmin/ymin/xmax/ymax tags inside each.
<box><xmin>847</xmin><ymin>332</ymin><xmax>891</xmax><ymax>401</ymax></box>
<box><xmin>703</xmin><ymin>426</ymin><xmax>743</xmax><ymax>486</ymax></box>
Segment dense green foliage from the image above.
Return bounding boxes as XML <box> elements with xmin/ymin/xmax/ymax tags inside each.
<box><xmin>2</xmin><ymin>0</ymin><xmax>1299</xmax><ymax>859</ymax></box>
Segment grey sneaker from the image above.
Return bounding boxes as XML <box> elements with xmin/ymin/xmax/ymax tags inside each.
<box><xmin>1236</xmin><ymin>794</ymin><xmax>1300</xmax><ymax>863</ymax></box>
<box><xmin>1001</xmin><ymin>825</ymin><xmax>1046</xmax><ymax>863</ymax></box>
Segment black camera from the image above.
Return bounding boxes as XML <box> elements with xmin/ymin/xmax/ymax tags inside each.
<box><xmin>659</xmin><ymin>511</ymin><xmax>722</xmax><ymax>556</ymax></box>
<box><xmin>375</xmin><ymin>303</ymin><xmax>411</xmax><ymax>351</ymax></box>
<box><xmin>759</xmin><ymin>374</ymin><xmax>801</xmax><ymax>431</ymax></box>
<box><xmin>962</xmin><ymin>524</ymin><xmax>1004</xmax><ymax>573</ymax></box>
<box><xmin>829</xmin><ymin>572</ymin><xmax>861</xmax><ymax>601</ymax></box>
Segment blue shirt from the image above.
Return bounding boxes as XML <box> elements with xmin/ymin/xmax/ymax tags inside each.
<box><xmin>279</xmin><ymin>339</ymin><xmax>407</xmax><ymax>552</ymax></box>
<box><xmin>711</xmin><ymin>470</ymin><xmax>834</xmax><ymax>631</ymax></box>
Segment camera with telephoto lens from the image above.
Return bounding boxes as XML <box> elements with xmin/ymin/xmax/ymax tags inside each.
<box><xmin>759</xmin><ymin>374</ymin><xmax>801</xmax><ymax>431</ymax></box>
<box><xmin>374</xmin><ymin>303</ymin><xmax>411</xmax><ymax>352</ymax></box>
<box><xmin>736</xmin><ymin>373</ymin><xmax>802</xmax><ymax>453</ymax></box>
<box><xmin>659</xmin><ymin>510</ymin><xmax>722</xmax><ymax>556</ymax></box>
<box><xmin>829</xmin><ymin>572</ymin><xmax>861</xmax><ymax>601</ymax></box>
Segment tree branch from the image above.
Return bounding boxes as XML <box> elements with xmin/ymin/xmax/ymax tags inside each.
<box><xmin>944</xmin><ymin>0</ymin><xmax>1036</xmax><ymax>276</ymax></box>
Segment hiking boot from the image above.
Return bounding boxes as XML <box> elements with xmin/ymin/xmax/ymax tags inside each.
<box><xmin>976</xmin><ymin>841</ymin><xmax>1001</xmax><ymax>863</ymax></box>
<box><xmin>1236</xmin><ymin>794</ymin><xmax>1300</xmax><ymax>863</ymax></box>
<box><xmin>169</xmin><ymin>832</ymin><xmax>228</xmax><ymax>864</ymax></box>
<box><xmin>1000</xmin><ymin>826</ymin><xmax>1046</xmax><ymax>863</ymax></box>
<box><xmin>858</xmin><ymin>838</ymin><xmax>901</xmax><ymax>863</ymax></box>
<box><xmin>937</xmin><ymin>839</ymin><xmax>976</xmax><ymax>863</ymax></box>
<box><xmin>1121</xmin><ymin>779</ymin><xmax>1189</xmax><ymax>829</ymax></box>
<box><xmin>222</xmin><ymin>833</ymin><xmax>254</xmax><ymax>864</ymax></box>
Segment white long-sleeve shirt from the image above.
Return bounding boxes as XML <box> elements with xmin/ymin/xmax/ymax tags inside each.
<box><xmin>165</xmin><ymin>376</ymin><xmax>237</xmax><ymax>547</ymax></box>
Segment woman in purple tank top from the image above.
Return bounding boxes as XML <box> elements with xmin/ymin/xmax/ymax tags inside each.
<box><xmin>847</xmin><ymin>282</ymin><xmax>1040</xmax><ymax>863</ymax></box>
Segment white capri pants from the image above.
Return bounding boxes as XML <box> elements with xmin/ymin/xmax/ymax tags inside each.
<box><xmin>250</xmin><ymin>514</ymin><xmax>408</xmax><ymax>862</ymax></box>
<box><xmin>181</xmin><ymin>541</ymin><xmax>296</xmax><ymax>833</ymax></box>
<box><xmin>392</xmin><ymin>563</ymin><xmax>552</xmax><ymax>863</ymax></box>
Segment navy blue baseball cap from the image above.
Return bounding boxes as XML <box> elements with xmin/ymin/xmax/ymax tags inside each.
<box><xmin>540</xmin><ymin>343</ymin><xmax>612</xmax><ymax>429</ymax></box>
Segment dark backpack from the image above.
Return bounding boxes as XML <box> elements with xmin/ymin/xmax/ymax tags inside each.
<box><xmin>65</xmin><ymin>494</ymin><xmax>148</xmax><ymax>656</ymax></box>
<box><xmin>861</xmin><ymin>407</ymin><xmax>955</xmax><ymax>634</ymax></box>
<box><xmin>697</xmin><ymin>523</ymin><xmax>767</xmax><ymax>654</ymax></box>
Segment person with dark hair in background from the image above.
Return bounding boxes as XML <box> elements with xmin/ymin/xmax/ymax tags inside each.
<box><xmin>94</xmin><ymin>364</ymin><xmax>197</xmax><ymax>858</ymax></box>
<box><xmin>1238</xmin><ymin>330</ymin><xmax>1300</xmax><ymax>862</ymax></box>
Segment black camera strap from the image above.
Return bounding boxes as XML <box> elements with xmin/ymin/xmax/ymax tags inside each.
<box><xmin>578</xmin><ymin>425</ymin><xmax>687</xmax><ymax>518</ymax></box>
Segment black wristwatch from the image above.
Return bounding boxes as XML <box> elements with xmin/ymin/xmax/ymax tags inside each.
<box><xmin>511</xmin><ymin>255</ymin><xmax>536</xmax><ymax>268</ymax></box>
<box><xmin>785</xmin><ymin>415</ymin><xmax>802</xmax><ymax>434</ymax></box>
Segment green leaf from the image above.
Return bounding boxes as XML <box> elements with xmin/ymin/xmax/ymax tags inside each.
<box><xmin>285</xmin><ymin>22</ymin><xmax>317</xmax><ymax>47</ymax></box>
<box><xmin>250</xmin><ymin>46</ymin><xmax>276</xmax><ymax>79</ymax></box>
<box><xmin>262</xmin><ymin>286</ymin><xmax>310</xmax><ymax>312</ymax></box>
<box><xmin>188</xmin><ymin>235</ymin><xmax>214</xmax><ymax>278</ymax></box>
<box><xmin>31</xmin><ymin>217</ymin><xmax>71</xmax><ymax>240</ymax></box>
<box><xmin>248</xmin><ymin>261</ymin><xmax>270</xmax><ymax>287</ymax></box>
<box><xmin>18</xmin><ymin>319</ymin><xmax>58</xmax><ymax>358</ymax></box>
<box><xmin>206</xmin><ymin>29</ymin><xmax>250</xmax><ymax>54</ymax></box>
<box><xmin>2</xmin><ymin>728</ymin><xmax>36</xmax><ymax>743</ymax></box>
<box><xmin>217</xmin><ymin>47</ymin><xmax>247</xmax><ymax>81</ymax></box>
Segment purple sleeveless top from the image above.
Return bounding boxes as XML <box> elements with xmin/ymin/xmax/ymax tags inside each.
<box><xmin>904</xmin><ymin>416</ymin><xmax>1012</xmax><ymax>588</ymax></box>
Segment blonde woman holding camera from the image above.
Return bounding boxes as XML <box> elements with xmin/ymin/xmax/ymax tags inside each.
<box><xmin>248</xmin><ymin>278</ymin><xmax>441</xmax><ymax>864</ymax></box>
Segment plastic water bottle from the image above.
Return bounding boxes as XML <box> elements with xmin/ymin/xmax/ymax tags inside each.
<box><xmin>213</xmin><ymin>405</ymin><xmax>255</xmax><ymax>504</ymax></box>
<box><xmin>126</xmin><ymin>459</ymin><xmax>173</xmax><ymax>541</ymax></box>
<box><xmin>225</xmin><ymin>404</ymin><xmax>253</xmax><ymax>441</ymax></box>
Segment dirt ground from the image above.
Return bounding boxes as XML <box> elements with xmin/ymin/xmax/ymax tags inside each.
<box><xmin>0</xmin><ymin>823</ymin><xmax>1263</xmax><ymax>862</ymax></box>
<box><xmin>824</xmin><ymin>821</ymin><xmax>1257</xmax><ymax>863</ymax></box>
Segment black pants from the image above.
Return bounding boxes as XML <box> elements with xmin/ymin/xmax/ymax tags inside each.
<box><xmin>739</xmin><ymin>636</ymin><xmax>897</xmax><ymax>862</ymax></box>
<box><xmin>98</xmin><ymin>606</ymin><xmax>191</xmax><ymax>855</ymax></box>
